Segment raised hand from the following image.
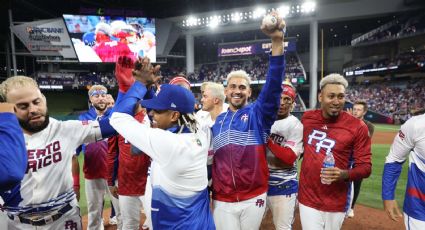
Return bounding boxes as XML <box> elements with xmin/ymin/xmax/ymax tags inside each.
<box><xmin>115</xmin><ymin>56</ymin><xmax>136</xmax><ymax>92</ymax></box>
<box><xmin>261</xmin><ymin>11</ymin><xmax>286</xmax><ymax>42</ymax></box>
<box><xmin>132</xmin><ymin>57</ymin><xmax>161</xmax><ymax>87</ymax></box>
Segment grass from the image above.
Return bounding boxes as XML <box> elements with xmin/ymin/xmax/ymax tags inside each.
<box><xmin>374</xmin><ymin>123</ymin><xmax>401</xmax><ymax>132</ymax></box>
<box><xmin>77</xmin><ymin>154</ymin><xmax>112</xmax><ymax>216</ymax></box>
<box><xmin>357</xmin><ymin>144</ymin><xmax>409</xmax><ymax>209</ymax></box>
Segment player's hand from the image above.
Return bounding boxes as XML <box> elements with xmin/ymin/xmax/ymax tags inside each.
<box><xmin>73</xmin><ymin>186</ymin><xmax>80</xmax><ymax>201</ymax></box>
<box><xmin>0</xmin><ymin>103</ymin><xmax>15</xmax><ymax>113</ymax></box>
<box><xmin>115</xmin><ymin>56</ymin><xmax>136</xmax><ymax>92</ymax></box>
<box><xmin>346</xmin><ymin>108</ymin><xmax>353</xmax><ymax>115</ymax></box>
<box><xmin>383</xmin><ymin>200</ymin><xmax>403</xmax><ymax>221</ymax></box>
<box><xmin>261</xmin><ymin>11</ymin><xmax>286</xmax><ymax>42</ymax></box>
<box><xmin>320</xmin><ymin>167</ymin><xmax>349</xmax><ymax>183</ymax></box>
<box><xmin>109</xmin><ymin>186</ymin><xmax>119</xmax><ymax>199</ymax></box>
<box><xmin>132</xmin><ymin>57</ymin><xmax>161</xmax><ymax>87</ymax></box>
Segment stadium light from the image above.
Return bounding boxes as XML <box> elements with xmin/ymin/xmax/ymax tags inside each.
<box><xmin>209</xmin><ymin>16</ymin><xmax>220</xmax><ymax>28</ymax></box>
<box><xmin>181</xmin><ymin>2</ymin><xmax>317</xmax><ymax>29</ymax></box>
<box><xmin>232</xmin><ymin>12</ymin><xmax>242</xmax><ymax>22</ymax></box>
<box><xmin>277</xmin><ymin>5</ymin><xmax>290</xmax><ymax>18</ymax></box>
<box><xmin>187</xmin><ymin>16</ymin><xmax>197</xmax><ymax>26</ymax></box>
<box><xmin>301</xmin><ymin>1</ymin><xmax>316</xmax><ymax>13</ymax></box>
<box><xmin>253</xmin><ymin>7</ymin><xmax>266</xmax><ymax>19</ymax></box>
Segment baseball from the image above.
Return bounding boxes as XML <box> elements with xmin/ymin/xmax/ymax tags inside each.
<box><xmin>262</xmin><ymin>14</ymin><xmax>278</xmax><ymax>30</ymax></box>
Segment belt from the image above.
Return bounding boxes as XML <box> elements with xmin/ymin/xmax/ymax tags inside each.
<box><xmin>8</xmin><ymin>203</ymin><xmax>73</xmax><ymax>226</ymax></box>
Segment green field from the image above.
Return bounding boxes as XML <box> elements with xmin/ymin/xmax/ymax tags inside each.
<box><xmin>357</xmin><ymin>144</ymin><xmax>408</xmax><ymax>209</ymax></box>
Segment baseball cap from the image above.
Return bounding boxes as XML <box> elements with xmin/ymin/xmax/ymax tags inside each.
<box><xmin>281</xmin><ymin>83</ymin><xmax>296</xmax><ymax>101</ymax></box>
<box><xmin>169</xmin><ymin>76</ymin><xmax>191</xmax><ymax>89</ymax></box>
<box><xmin>140</xmin><ymin>84</ymin><xmax>195</xmax><ymax>114</ymax></box>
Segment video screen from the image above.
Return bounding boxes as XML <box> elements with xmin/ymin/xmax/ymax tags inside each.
<box><xmin>63</xmin><ymin>15</ymin><xmax>156</xmax><ymax>63</ymax></box>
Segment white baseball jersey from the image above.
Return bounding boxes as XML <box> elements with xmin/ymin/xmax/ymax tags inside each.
<box><xmin>110</xmin><ymin>112</ymin><xmax>215</xmax><ymax>229</ymax></box>
<box><xmin>383</xmin><ymin>114</ymin><xmax>425</xmax><ymax>223</ymax></box>
<box><xmin>267</xmin><ymin>115</ymin><xmax>303</xmax><ymax>194</ymax></box>
<box><xmin>1</xmin><ymin>118</ymin><xmax>102</xmax><ymax>216</ymax></box>
<box><xmin>195</xmin><ymin>103</ymin><xmax>229</xmax><ymax>165</ymax></box>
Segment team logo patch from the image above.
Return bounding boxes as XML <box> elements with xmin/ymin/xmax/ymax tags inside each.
<box><xmin>307</xmin><ymin>129</ymin><xmax>335</xmax><ymax>155</ymax></box>
<box><xmin>241</xmin><ymin>114</ymin><xmax>249</xmax><ymax>122</ymax></box>
<box><xmin>398</xmin><ymin>130</ymin><xmax>405</xmax><ymax>140</ymax></box>
<box><xmin>255</xmin><ymin>199</ymin><xmax>265</xmax><ymax>208</ymax></box>
<box><xmin>81</xmin><ymin>120</ymin><xmax>89</xmax><ymax>125</ymax></box>
<box><xmin>65</xmin><ymin>220</ymin><xmax>78</xmax><ymax>230</ymax></box>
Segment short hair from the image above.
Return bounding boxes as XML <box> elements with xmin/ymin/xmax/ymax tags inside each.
<box><xmin>354</xmin><ymin>100</ymin><xmax>368</xmax><ymax>112</ymax></box>
<box><xmin>319</xmin><ymin>73</ymin><xmax>348</xmax><ymax>90</ymax></box>
<box><xmin>0</xmin><ymin>76</ymin><xmax>39</xmax><ymax>101</ymax></box>
<box><xmin>226</xmin><ymin>70</ymin><xmax>251</xmax><ymax>85</ymax></box>
<box><xmin>200</xmin><ymin>81</ymin><xmax>211</xmax><ymax>92</ymax></box>
<box><xmin>88</xmin><ymin>85</ymin><xmax>107</xmax><ymax>96</ymax></box>
<box><xmin>204</xmin><ymin>82</ymin><xmax>225</xmax><ymax>101</ymax></box>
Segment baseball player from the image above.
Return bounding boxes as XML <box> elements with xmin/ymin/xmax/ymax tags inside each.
<box><xmin>298</xmin><ymin>73</ymin><xmax>372</xmax><ymax>230</ymax></box>
<box><xmin>211</xmin><ymin>12</ymin><xmax>286</xmax><ymax>230</ymax></box>
<box><xmin>382</xmin><ymin>114</ymin><xmax>425</xmax><ymax>229</ymax></box>
<box><xmin>265</xmin><ymin>83</ymin><xmax>303</xmax><ymax>230</ymax></box>
<box><xmin>77</xmin><ymin>85</ymin><xmax>121</xmax><ymax>230</ymax></box>
<box><xmin>0</xmin><ymin>103</ymin><xmax>27</xmax><ymax>230</ymax></box>
<box><xmin>347</xmin><ymin>100</ymin><xmax>375</xmax><ymax>218</ymax></box>
<box><xmin>0</xmin><ymin>76</ymin><xmax>116</xmax><ymax>229</ymax></box>
<box><xmin>107</xmin><ymin>105</ymin><xmax>151</xmax><ymax>230</ymax></box>
<box><xmin>110</xmin><ymin>61</ymin><xmax>215</xmax><ymax>229</ymax></box>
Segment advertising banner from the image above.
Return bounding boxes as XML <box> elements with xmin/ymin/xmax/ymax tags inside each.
<box><xmin>11</xmin><ymin>18</ymin><xmax>77</xmax><ymax>58</ymax></box>
<box><xmin>218</xmin><ymin>40</ymin><xmax>296</xmax><ymax>57</ymax></box>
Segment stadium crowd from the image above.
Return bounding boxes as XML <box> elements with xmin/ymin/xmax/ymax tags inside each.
<box><xmin>346</xmin><ymin>79</ymin><xmax>425</xmax><ymax>121</ymax></box>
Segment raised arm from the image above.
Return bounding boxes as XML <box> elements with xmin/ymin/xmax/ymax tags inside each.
<box><xmin>254</xmin><ymin>12</ymin><xmax>286</xmax><ymax>129</ymax></box>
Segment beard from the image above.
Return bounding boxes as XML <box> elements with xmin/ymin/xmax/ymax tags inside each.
<box><xmin>19</xmin><ymin>113</ymin><xmax>50</xmax><ymax>134</ymax></box>
<box><xmin>93</xmin><ymin>103</ymin><xmax>107</xmax><ymax>112</ymax></box>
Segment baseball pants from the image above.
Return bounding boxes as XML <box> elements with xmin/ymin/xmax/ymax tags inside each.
<box><xmin>143</xmin><ymin>175</ymin><xmax>153</xmax><ymax>230</ymax></box>
<box><xmin>299</xmin><ymin>203</ymin><xmax>345</xmax><ymax>230</ymax></box>
<box><xmin>7</xmin><ymin>200</ymin><xmax>82</xmax><ymax>230</ymax></box>
<box><xmin>405</xmin><ymin>213</ymin><xmax>425</xmax><ymax>230</ymax></box>
<box><xmin>213</xmin><ymin>193</ymin><xmax>267</xmax><ymax>230</ymax></box>
<box><xmin>119</xmin><ymin>195</ymin><xmax>148</xmax><ymax>230</ymax></box>
<box><xmin>266</xmin><ymin>193</ymin><xmax>297</xmax><ymax>230</ymax></box>
<box><xmin>86</xmin><ymin>178</ymin><xmax>122</xmax><ymax>230</ymax></box>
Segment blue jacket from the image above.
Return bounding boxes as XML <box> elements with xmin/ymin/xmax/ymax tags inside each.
<box><xmin>211</xmin><ymin>54</ymin><xmax>285</xmax><ymax>202</ymax></box>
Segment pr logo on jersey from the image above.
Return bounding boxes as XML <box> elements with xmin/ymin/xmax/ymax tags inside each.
<box><xmin>255</xmin><ymin>199</ymin><xmax>265</xmax><ymax>208</ymax></box>
<box><xmin>307</xmin><ymin>129</ymin><xmax>335</xmax><ymax>155</ymax></box>
<box><xmin>64</xmin><ymin>220</ymin><xmax>78</xmax><ymax>230</ymax></box>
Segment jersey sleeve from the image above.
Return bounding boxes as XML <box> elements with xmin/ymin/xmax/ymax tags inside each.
<box><xmin>348</xmin><ymin>122</ymin><xmax>372</xmax><ymax>181</ymax></box>
<box><xmin>285</xmin><ymin>119</ymin><xmax>304</xmax><ymax>156</ymax></box>
<box><xmin>253</xmin><ymin>55</ymin><xmax>285</xmax><ymax>130</ymax></box>
<box><xmin>110</xmin><ymin>112</ymin><xmax>179</xmax><ymax>165</ymax></box>
<box><xmin>382</xmin><ymin>118</ymin><xmax>416</xmax><ymax>200</ymax></box>
<box><xmin>63</xmin><ymin>120</ymin><xmax>103</xmax><ymax>147</ymax></box>
<box><xmin>106</xmin><ymin>135</ymin><xmax>119</xmax><ymax>186</ymax></box>
<box><xmin>0</xmin><ymin>113</ymin><xmax>27</xmax><ymax>192</ymax></box>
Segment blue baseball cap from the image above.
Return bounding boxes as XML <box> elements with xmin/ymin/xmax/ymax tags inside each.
<box><xmin>140</xmin><ymin>84</ymin><xmax>195</xmax><ymax>114</ymax></box>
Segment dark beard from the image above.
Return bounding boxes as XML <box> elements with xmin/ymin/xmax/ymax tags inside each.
<box><xmin>93</xmin><ymin>103</ymin><xmax>106</xmax><ymax>112</ymax></box>
<box><xmin>19</xmin><ymin>113</ymin><xmax>50</xmax><ymax>134</ymax></box>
